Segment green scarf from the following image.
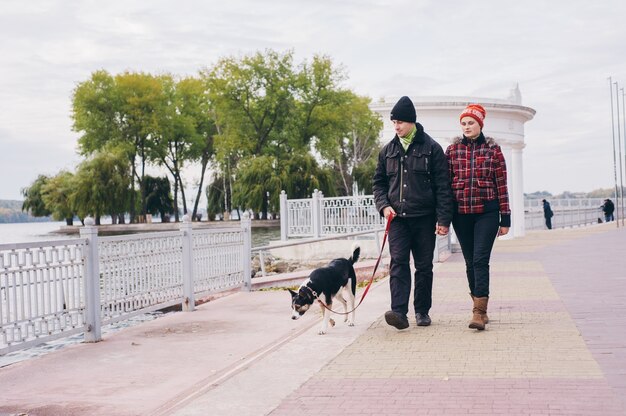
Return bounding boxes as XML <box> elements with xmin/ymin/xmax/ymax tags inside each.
<box><xmin>399</xmin><ymin>125</ymin><xmax>417</xmax><ymax>151</ymax></box>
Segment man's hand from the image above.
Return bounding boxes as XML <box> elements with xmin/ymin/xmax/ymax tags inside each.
<box><xmin>435</xmin><ymin>225</ymin><xmax>449</xmax><ymax>236</ymax></box>
<box><xmin>498</xmin><ymin>227</ymin><xmax>509</xmax><ymax>236</ymax></box>
<box><xmin>383</xmin><ymin>206</ymin><xmax>396</xmax><ymax>220</ymax></box>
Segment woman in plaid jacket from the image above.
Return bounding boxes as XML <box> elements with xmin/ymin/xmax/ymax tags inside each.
<box><xmin>445</xmin><ymin>104</ymin><xmax>510</xmax><ymax>331</ymax></box>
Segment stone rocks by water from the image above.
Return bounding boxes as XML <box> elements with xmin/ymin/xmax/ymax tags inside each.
<box><xmin>251</xmin><ymin>254</ymin><xmax>327</xmax><ymax>278</ymax></box>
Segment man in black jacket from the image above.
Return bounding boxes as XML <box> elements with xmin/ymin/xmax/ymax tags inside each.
<box><xmin>601</xmin><ymin>199</ymin><xmax>615</xmax><ymax>222</ymax></box>
<box><xmin>373</xmin><ymin>96</ymin><xmax>453</xmax><ymax>329</ymax></box>
<box><xmin>542</xmin><ymin>199</ymin><xmax>553</xmax><ymax>229</ymax></box>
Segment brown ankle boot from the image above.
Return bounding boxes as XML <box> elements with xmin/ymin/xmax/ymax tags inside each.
<box><xmin>469</xmin><ymin>297</ymin><xmax>488</xmax><ymax>330</ymax></box>
<box><xmin>470</xmin><ymin>294</ymin><xmax>489</xmax><ymax>324</ymax></box>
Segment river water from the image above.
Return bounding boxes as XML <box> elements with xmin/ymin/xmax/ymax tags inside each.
<box><xmin>0</xmin><ymin>221</ymin><xmax>281</xmax><ymax>247</ymax></box>
<box><xmin>0</xmin><ymin>221</ymin><xmax>70</xmax><ymax>244</ymax></box>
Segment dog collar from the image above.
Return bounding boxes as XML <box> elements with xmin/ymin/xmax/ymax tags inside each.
<box><xmin>305</xmin><ymin>286</ymin><xmax>318</xmax><ymax>299</ymax></box>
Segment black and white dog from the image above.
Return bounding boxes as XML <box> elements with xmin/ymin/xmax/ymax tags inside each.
<box><xmin>289</xmin><ymin>244</ymin><xmax>360</xmax><ymax>335</ymax></box>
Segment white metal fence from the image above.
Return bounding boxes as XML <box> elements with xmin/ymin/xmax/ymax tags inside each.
<box><xmin>278</xmin><ymin>189</ymin><xmax>450</xmax><ymax>262</ymax></box>
<box><xmin>524</xmin><ymin>198</ymin><xmax>605</xmax><ymax>230</ymax></box>
<box><xmin>281</xmin><ymin>192</ymin><xmax>608</xmax><ymax>235</ymax></box>
<box><xmin>0</xmin><ymin>215</ymin><xmax>251</xmax><ymax>355</ymax></box>
<box><xmin>279</xmin><ymin>189</ymin><xmax>385</xmax><ymax>239</ymax></box>
<box><xmin>0</xmin><ymin>238</ymin><xmax>88</xmax><ymax>353</ymax></box>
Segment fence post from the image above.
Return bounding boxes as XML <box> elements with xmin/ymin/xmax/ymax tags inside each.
<box><xmin>180</xmin><ymin>214</ymin><xmax>195</xmax><ymax>311</ymax></box>
<box><xmin>280</xmin><ymin>190</ymin><xmax>288</xmax><ymax>241</ymax></box>
<box><xmin>312</xmin><ymin>189</ymin><xmax>321</xmax><ymax>238</ymax></box>
<box><xmin>241</xmin><ymin>212</ymin><xmax>252</xmax><ymax>291</ymax></box>
<box><xmin>80</xmin><ymin>217</ymin><xmax>101</xmax><ymax>343</ymax></box>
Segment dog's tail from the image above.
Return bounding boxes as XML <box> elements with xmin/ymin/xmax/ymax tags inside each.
<box><xmin>349</xmin><ymin>243</ymin><xmax>361</xmax><ymax>265</ymax></box>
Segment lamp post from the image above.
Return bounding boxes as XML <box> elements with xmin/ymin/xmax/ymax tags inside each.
<box><xmin>609</xmin><ymin>77</ymin><xmax>619</xmax><ymax>227</ymax></box>
<box><xmin>616</xmin><ymin>82</ymin><xmax>625</xmax><ymax>226</ymax></box>
<box><xmin>622</xmin><ymin>87</ymin><xmax>626</xmax><ymax>226</ymax></box>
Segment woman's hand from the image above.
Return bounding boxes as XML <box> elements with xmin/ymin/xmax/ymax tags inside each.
<box><xmin>498</xmin><ymin>227</ymin><xmax>510</xmax><ymax>236</ymax></box>
<box><xmin>436</xmin><ymin>225</ymin><xmax>449</xmax><ymax>236</ymax></box>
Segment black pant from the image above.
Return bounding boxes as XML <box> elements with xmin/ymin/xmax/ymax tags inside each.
<box><xmin>388</xmin><ymin>215</ymin><xmax>436</xmax><ymax>316</ymax></box>
<box><xmin>452</xmin><ymin>210</ymin><xmax>500</xmax><ymax>298</ymax></box>
<box><xmin>545</xmin><ymin>216</ymin><xmax>552</xmax><ymax>229</ymax></box>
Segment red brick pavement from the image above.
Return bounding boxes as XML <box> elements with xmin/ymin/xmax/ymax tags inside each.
<box><xmin>271</xmin><ymin>379</ymin><xmax>623</xmax><ymax>416</ymax></box>
<box><xmin>269</xmin><ymin>224</ymin><xmax>626</xmax><ymax>416</ymax></box>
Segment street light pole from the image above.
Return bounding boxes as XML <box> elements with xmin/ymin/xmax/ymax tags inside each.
<box><xmin>622</xmin><ymin>87</ymin><xmax>626</xmax><ymax>226</ymax></box>
<box><xmin>616</xmin><ymin>82</ymin><xmax>624</xmax><ymax>226</ymax></box>
<box><xmin>609</xmin><ymin>77</ymin><xmax>619</xmax><ymax>227</ymax></box>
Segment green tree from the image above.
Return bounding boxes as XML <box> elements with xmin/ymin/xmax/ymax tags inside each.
<box><xmin>72</xmin><ymin>70</ymin><xmax>164</xmax><ymax>222</ymax></box>
<box><xmin>143</xmin><ymin>175</ymin><xmax>174</xmax><ymax>222</ymax></box>
<box><xmin>205</xmin><ymin>173</ymin><xmax>227</xmax><ymax>221</ymax></box>
<box><xmin>314</xmin><ymin>93</ymin><xmax>383</xmax><ymax>195</ymax></box>
<box><xmin>41</xmin><ymin>171</ymin><xmax>76</xmax><ymax>225</ymax></box>
<box><xmin>201</xmin><ymin>50</ymin><xmax>296</xmax><ymax>213</ymax></box>
<box><xmin>21</xmin><ymin>175</ymin><xmax>52</xmax><ymax>218</ymax></box>
<box><xmin>280</xmin><ymin>153</ymin><xmax>336</xmax><ymax>199</ymax></box>
<box><xmin>231</xmin><ymin>156</ymin><xmax>281</xmax><ymax>219</ymax></box>
<box><xmin>203</xmin><ymin>49</ymin><xmax>296</xmax><ymax>157</ymax></box>
<box><xmin>202</xmin><ymin>50</ymin><xmax>381</xmax><ymax>214</ymax></box>
<box><xmin>71</xmin><ymin>149</ymin><xmax>132</xmax><ymax>225</ymax></box>
<box><xmin>151</xmin><ymin>75</ymin><xmax>217</xmax><ymax>221</ymax></box>
<box><xmin>288</xmin><ymin>55</ymin><xmax>348</xmax><ymax>152</ymax></box>
<box><xmin>231</xmin><ymin>153</ymin><xmax>336</xmax><ymax>219</ymax></box>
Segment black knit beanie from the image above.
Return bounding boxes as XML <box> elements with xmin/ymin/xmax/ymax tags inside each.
<box><xmin>390</xmin><ymin>96</ymin><xmax>416</xmax><ymax>123</ymax></box>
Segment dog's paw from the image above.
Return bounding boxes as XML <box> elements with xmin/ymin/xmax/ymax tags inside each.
<box><xmin>318</xmin><ymin>329</ymin><xmax>327</xmax><ymax>335</ymax></box>
<box><xmin>329</xmin><ymin>318</ymin><xmax>335</xmax><ymax>327</ymax></box>
<box><xmin>348</xmin><ymin>321</ymin><xmax>355</xmax><ymax>327</ymax></box>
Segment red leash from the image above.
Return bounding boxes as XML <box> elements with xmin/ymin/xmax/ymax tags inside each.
<box><xmin>317</xmin><ymin>213</ymin><xmax>394</xmax><ymax>315</ymax></box>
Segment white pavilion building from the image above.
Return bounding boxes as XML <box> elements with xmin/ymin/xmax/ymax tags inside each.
<box><xmin>370</xmin><ymin>85</ymin><xmax>536</xmax><ymax>238</ymax></box>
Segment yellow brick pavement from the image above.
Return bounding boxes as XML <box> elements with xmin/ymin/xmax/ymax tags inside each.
<box><xmin>313</xmin><ymin>232</ymin><xmax>604</xmax><ymax>382</ymax></box>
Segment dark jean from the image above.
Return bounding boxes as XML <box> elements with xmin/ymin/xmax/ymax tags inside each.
<box><xmin>452</xmin><ymin>210</ymin><xmax>500</xmax><ymax>298</ymax></box>
<box><xmin>387</xmin><ymin>215</ymin><xmax>437</xmax><ymax>316</ymax></box>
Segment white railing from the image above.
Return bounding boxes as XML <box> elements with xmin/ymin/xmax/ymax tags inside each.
<box><xmin>524</xmin><ymin>198</ymin><xmax>605</xmax><ymax>230</ymax></box>
<box><xmin>1</xmin><ymin>215</ymin><xmax>251</xmax><ymax>355</ymax></box>
<box><xmin>280</xmin><ymin>189</ymin><xmax>384</xmax><ymax>239</ymax></box>
<box><xmin>321</xmin><ymin>195</ymin><xmax>385</xmax><ymax>235</ymax></box>
<box><xmin>98</xmin><ymin>231</ymin><xmax>185</xmax><ymax>325</ymax></box>
<box><xmin>0</xmin><ymin>239</ymin><xmax>88</xmax><ymax>353</ymax></box>
<box><xmin>192</xmin><ymin>228</ymin><xmax>248</xmax><ymax>296</ymax></box>
<box><xmin>277</xmin><ymin>190</ymin><xmax>450</xmax><ymax>266</ymax></box>
<box><xmin>281</xmin><ymin>192</ymin><xmax>608</xmax><ymax>235</ymax></box>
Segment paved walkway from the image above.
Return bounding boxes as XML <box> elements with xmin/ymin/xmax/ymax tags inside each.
<box><xmin>1</xmin><ymin>222</ymin><xmax>625</xmax><ymax>415</ymax></box>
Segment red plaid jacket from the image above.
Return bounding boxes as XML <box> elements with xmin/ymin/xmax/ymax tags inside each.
<box><xmin>445</xmin><ymin>134</ymin><xmax>511</xmax><ymax>226</ymax></box>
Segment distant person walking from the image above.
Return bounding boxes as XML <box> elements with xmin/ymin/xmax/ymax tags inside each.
<box><xmin>542</xmin><ymin>199</ymin><xmax>553</xmax><ymax>229</ymax></box>
<box><xmin>373</xmin><ymin>96</ymin><xmax>453</xmax><ymax>330</ymax></box>
<box><xmin>601</xmin><ymin>198</ymin><xmax>615</xmax><ymax>222</ymax></box>
<box><xmin>446</xmin><ymin>104</ymin><xmax>510</xmax><ymax>331</ymax></box>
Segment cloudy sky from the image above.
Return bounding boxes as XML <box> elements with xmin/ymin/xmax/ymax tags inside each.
<box><xmin>1</xmin><ymin>0</ymin><xmax>626</xmax><ymax>201</ymax></box>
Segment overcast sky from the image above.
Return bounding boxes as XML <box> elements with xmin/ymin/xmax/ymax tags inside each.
<box><xmin>1</xmin><ymin>0</ymin><xmax>626</xmax><ymax>201</ymax></box>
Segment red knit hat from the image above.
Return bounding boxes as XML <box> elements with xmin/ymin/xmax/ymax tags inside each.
<box><xmin>459</xmin><ymin>104</ymin><xmax>486</xmax><ymax>128</ymax></box>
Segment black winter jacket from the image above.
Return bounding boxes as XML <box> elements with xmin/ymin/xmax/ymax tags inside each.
<box><xmin>372</xmin><ymin>123</ymin><xmax>454</xmax><ymax>226</ymax></box>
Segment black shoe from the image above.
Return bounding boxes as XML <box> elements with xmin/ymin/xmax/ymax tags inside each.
<box><xmin>416</xmin><ymin>313</ymin><xmax>431</xmax><ymax>326</ymax></box>
<box><xmin>384</xmin><ymin>311</ymin><xmax>409</xmax><ymax>330</ymax></box>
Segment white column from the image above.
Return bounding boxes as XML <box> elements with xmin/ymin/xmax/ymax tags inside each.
<box><xmin>279</xmin><ymin>190</ymin><xmax>288</xmax><ymax>241</ymax></box>
<box><xmin>511</xmin><ymin>147</ymin><xmax>525</xmax><ymax>237</ymax></box>
<box><xmin>500</xmin><ymin>145</ymin><xmax>514</xmax><ymax>240</ymax></box>
<box><xmin>80</xmin><ymin>217</ymin><xmax>102</xmax><ymax>343</ymax></box>
<box><xmin>180</xmin><ymin>214</ymin><xmax>195</xmax><ymax>311</ymax></box>
<box><xmin>241</xmin><ymin>212</ymin><xmax>252</xmax><ymax>291</ymax></box>
<box><xmin>312</xmin><ymin>189</ymin><xmax>321</xmax><ymax>238</ymax></box>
